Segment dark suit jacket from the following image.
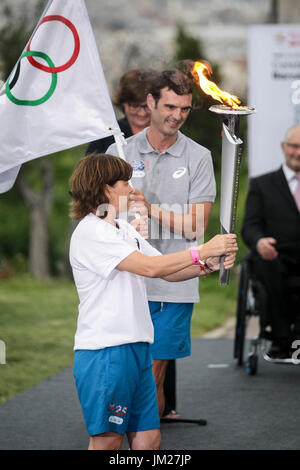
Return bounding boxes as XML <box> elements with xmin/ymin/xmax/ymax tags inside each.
<box><xmin>242</xmin><ymin>167</ymin><xmax>300</xmax><ymax>257</ymax></box>
<box><xmin>85</xmin><ymin>116</ymin><xmax>132</xmax><ymax>154</ymax></box>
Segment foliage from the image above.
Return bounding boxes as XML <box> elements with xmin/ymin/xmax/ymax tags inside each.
<box><xmin>0</xmin><ymin>0</ymin><xmax>45</xmax><ymax>79</ymax></box>
<box><xmin>48</xmin><ymin>145</ymin><xmax>86</xmax><ymax>275</ymax></box>
<box><xmin>0</xmin><ymin>5</ymin><xmax>30</xmax><ymax>79</ymax></box>
<box><xmin>171</xmin><ymin>24</ymin><xmax>248</xmax><ymax>166</ymax></box>
<box><xmin>192</xmin><ymin>270</ymin><xmax>238</xmax><ymax>337</ymax></box>
<box><xmin>171</xmin><ymin>23</ymin><xmax>250</xmax><ymax>263</ymax></box>
<box><xmin>0</xmin><ymin>145</ymin><xmax>86</xmax><ymax>277</ymax></box>
<box><xmin>205</xmin><ymin>156</ymin><xmax>250</xmax><ymax>265</ymax></box>
<box><xmin>170</xmin><ymin>24</ymin><xmax>224</xmax><ymax>169</ymax></box>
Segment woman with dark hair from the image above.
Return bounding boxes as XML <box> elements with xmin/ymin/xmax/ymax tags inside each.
<box><xmin>86</xmin><ymin>69</ymin><xmax>157</xmax><ymax>155</ymax></box>
<box><xmin>69</xmin><ymin>153</ymin><xmax>237</xmax><ymax>450</ymax></box>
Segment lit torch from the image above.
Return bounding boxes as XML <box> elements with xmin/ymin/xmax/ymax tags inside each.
<box><xmin>192</xmin><ymin>61</ymin><xmax>255</xmax><ymax>285</ymax></box>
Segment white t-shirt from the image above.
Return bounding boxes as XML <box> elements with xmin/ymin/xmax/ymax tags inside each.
<box><xmin>69</xmin><ymin>213</ymin><xmax>161</xmax><ymax>350</ymax></box>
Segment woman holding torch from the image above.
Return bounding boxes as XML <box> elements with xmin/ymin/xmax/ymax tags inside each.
<box><xmin>69</xmin><ymin>152</ymin><xmax>238</xmax><ymax>450</ymax></box>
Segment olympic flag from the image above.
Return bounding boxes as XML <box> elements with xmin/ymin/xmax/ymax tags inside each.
<box><xmin>0</xmin><ymin>0</ymin><xmax>120</xmax><ymax>193</ymax></box>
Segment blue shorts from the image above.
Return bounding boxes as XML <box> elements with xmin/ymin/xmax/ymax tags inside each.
<box><xmin>149</xmin><ymin>302</ymin><xmax>194</xmax><ymax>360</ymax></box>
<box><xmin>73</xmin><ymin>342</ymin><xmax>160</xmax><ymax>436</ymax></box>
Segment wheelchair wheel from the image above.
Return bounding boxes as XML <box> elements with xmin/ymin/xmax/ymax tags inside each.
<box><xmin>234</xmin><ymin>259</ymin><xmax>251</xmax><ymax>366</ymax></box>
<box><xmin>247</xmin><ymin>352</ymin><xmax>258</xmax><ymax>375</ymax></box>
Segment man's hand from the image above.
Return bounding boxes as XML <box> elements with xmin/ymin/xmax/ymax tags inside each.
<box><xmin>129</xmin><ymin>189</ymin><xmax>212</xmax><ymax>241</ymax></box>
<box><xmin>130</xmin><ymin>215</ymin><xmax>149</xmax><ymax>239</ymax></box>
<box><xmin>256</xmin><ymin>237</ymin><xmax>278</xmax><ymax>260</ymax></box>
<box><xmin>129</xmin><ymin>188</ymin><xmax>150</xmax><ymax>217</ymax></box>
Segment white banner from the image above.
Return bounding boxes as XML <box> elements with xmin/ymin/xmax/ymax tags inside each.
<box><xmin>0</xmin><ymin>0</ymin><xmax>120</xmax><ymax>193</ymax></box>
<box><xmin>248</xmin><ymin>25</ymin><xmax>300</xmax><ymax>177</ymax></box>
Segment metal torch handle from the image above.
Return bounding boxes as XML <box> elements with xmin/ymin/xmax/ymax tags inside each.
<box><xmin>219</xmin><ymin>144</ymin><xmax>242</xmax><ymax>286</ymax></box>
<box><xmin>219</xmin><ymin>258</ymin><xmax>230</xmax><ymax>285</ymax></box>
<box><xmin>219</xmin><ymin>227</ymin><xmax>231</xmax><ymax>285</ymax></box>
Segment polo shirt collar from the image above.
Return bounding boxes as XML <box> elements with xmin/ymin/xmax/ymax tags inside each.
<box><xmin>136</xmin><ymin>128</ymin><xmax>185</xmax><ymax>157</ymax></box>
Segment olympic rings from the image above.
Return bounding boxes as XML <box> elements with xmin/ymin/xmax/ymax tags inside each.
<box><xmin>5</xmin><ymin>15</ymin><xmax>80</xmax><ymax>106</ymax></box>
<box><xmin>26</xmin><ymin>15</ymin><xmax>80</xmax><ymax>73</ymax></box>
<box><xmin>6</xmin><ymin>51</ymin><xmax>57</xmax><ymax>106</ymax></box>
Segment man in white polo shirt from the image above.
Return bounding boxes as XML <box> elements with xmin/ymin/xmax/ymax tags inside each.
<box><xmin>107</xmin><ymin>69</ymin><xmax>216</xmax><ymax>417</ymax></box>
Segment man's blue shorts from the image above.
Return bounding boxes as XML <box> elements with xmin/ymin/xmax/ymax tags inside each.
<box><xmin>149</xmin><ymin>302</ymin><xmax>194</xmax><ymax>360</ymax></box>
<box><xmin>73</xmin><ymin>342</ymin><xmax>160</xmax><ymax>436</ymax></box>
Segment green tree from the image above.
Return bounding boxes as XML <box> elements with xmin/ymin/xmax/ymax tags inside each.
<box><xmin>0</xmin><ymin>1</ymin><xmax>54</xmax><ymax>279</ymax></box>
<box><xmin>0</xmin><ymin>5</ymin><xmax>31</xmax><ymax>79</ymax></box>
<box><xmin>172</xmin><ymin>24</ymin><xmax>249</xmax><ymax>263</ymax></box>
<box><xmin>172</xmin><ymin>24</ymin><xmax>223</xmax><ymax>169</ymax></box>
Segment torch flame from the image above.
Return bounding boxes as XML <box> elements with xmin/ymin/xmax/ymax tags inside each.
<box><xmin>192</xmin><ymin>61</ymin><xmax>241</xmax><ymax>108</ymax></box>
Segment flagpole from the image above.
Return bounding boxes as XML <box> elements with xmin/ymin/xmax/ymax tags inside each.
<box><xmin>113</xmin><ymin>131</ymin><xmax>127</xmax><ymax>161</ymax></box>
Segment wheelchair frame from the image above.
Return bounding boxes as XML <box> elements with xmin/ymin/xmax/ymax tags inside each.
<box><xmin>234</xmin><ymin>254</ymin><xmax>300</xmax><ymax>375</ymax></box>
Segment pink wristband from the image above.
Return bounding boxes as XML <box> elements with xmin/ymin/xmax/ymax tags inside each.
<box><xmin>190</xmin><ymin>247</ymin><xmax>206</xmax><ymax>270</ymax></box>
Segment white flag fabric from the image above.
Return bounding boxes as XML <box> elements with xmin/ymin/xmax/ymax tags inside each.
<box><xmin>0</xmin><ymin>0</ymin><xmax>120</xmax><ymax>193</ymax></box>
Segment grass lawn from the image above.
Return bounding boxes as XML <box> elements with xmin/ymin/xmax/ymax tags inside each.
<box><xmin>0</xmin><ymin>276</ymin><xmax>78</xmax><ymax>404</ymax></box>
<box><xmin>0</xmin><ymin>272</ymin><xmax>239</xmax><ymax>405</ymax></box>
<box><xmin>192</xmin><ymin>270</ymin><xmax>238</xmax><ymax>337</ymax></box>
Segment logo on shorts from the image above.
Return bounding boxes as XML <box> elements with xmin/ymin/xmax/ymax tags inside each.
<box><xmin>109</xmin><ymin>415</ymin><xmax>123</xmax><ymax>425</ymax></box>
<box><xmin>172</xmin><ymin>167</ymin><xmax>187</xmax><ymax>179</ymax></box>
<box><xmin>108</xmin><ymin>403</ymin><xmax>128</xmax><ymax>425</ymax></box>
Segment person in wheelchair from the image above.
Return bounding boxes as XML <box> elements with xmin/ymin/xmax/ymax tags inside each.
<box><xmin>241</xmin><ymin>124</ymin><xmax>300</xmax><ymax>359</ymax></box>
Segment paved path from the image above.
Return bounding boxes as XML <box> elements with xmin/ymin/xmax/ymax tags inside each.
<box><xmin>0</xmin><ymin>337</ymin><xmax>299</xmax><ymax>450</ymax></box>
<box><xmin>202</xmin><ymin>315</ymin><xmax>259</xmax><ymax>339</ymax></box>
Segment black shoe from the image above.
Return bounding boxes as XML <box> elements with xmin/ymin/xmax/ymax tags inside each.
<box><xmin>267</xmin><ymin>340</ymin><xmax>290</xmax><ymax>359</ymax></box>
